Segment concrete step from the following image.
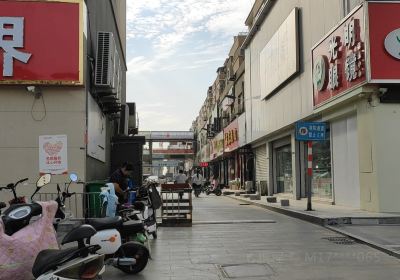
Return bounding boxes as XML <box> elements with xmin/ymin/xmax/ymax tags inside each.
<box><xmin>249</xmin><ymin>194</ymin><xmax>261</xmax><ymax>200</ymax></box>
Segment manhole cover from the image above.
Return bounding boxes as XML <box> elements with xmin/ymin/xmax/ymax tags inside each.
<box><xmin>323</xmin><ymin>236</ymin><xmax>356</xmax><ymax>245</ymax></box>
<box><xmin>217</xmin><ymin>264</ymin><xmax>274</xmax><ymax>278</ymax></box>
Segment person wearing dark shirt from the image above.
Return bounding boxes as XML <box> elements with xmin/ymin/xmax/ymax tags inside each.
<box><xmin>109</xmin><ymin>162</ymin><xmax>133</xmax><ymax>203</ymax></box>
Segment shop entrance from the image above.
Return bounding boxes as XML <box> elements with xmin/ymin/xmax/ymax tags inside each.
<box><xmin>273</xmin><ymin>137</ymin><xmax>293</xmax><ymax>194</ymax></box>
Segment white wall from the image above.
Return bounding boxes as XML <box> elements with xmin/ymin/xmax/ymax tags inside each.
<box><xmin>331</xmin><ymin>115</ymin><xmax>360</xmax><ymax>208</ymax></box>
<box><xmin>0</xmin><ymin>87</ymin><xmax>86</xmax><ymax>202</ymax></box>
<box><xmin>245</xmin><ymin>0</ymin><xmax>344</xmax><ymax>143</ymax></box>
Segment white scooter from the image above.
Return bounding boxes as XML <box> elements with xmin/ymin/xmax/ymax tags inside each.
<box><xmin>33</xmin><ymin>173</ymin><xmax>151</xmax><ymax>279</ymax></box>
<box><xmin>69</xmin><ymin>174</ymin><xmax>150</xmax><ymax>274</ymax></box>
<box><xmin>34</xmin><ymin>225</ymin><xmax>105</xmax><ymax>280</ymax></box>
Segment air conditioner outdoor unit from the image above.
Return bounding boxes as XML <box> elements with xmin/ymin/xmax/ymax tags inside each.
<box><xmin>95</xmin><ymin>32</ymin><xmax>121</xmax><ymax>96</ymax></box>
<box><xmin>127</xmin><ymin>103</ymin><xmax>137</xmax><ymax>130</ymax></box>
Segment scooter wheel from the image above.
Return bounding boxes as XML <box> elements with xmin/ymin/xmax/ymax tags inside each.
<box><xmin>216</xmin><ymin>190</ymin><xmax>222</xmax><ymax>196</ymax></box>
<box><xmin>115</xmin><ymin>242</ymin><xmax>149</xmax><ymax>274</ymax></box>
<box><xmin>206</xmin><ymin>191</ymin><xmax>210</xmax><ymax>195</ymax></box>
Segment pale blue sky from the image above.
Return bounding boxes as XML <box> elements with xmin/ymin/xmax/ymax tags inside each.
<box><xmin>126</xmin><ymin>0</ymin><xmax>253</xmax><ymax>131</ymax></box>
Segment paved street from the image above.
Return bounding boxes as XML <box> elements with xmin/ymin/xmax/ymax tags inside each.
<box><xmin>104</xmin><ymin>195</ymin><xmax>400</xmax><ymax>280</ymax></box>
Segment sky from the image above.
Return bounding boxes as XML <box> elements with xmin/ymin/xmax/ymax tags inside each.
<box><xmin>125</xmin><ymin>0</ymin><xmax>253</xmax><ymax>131</ymax></box>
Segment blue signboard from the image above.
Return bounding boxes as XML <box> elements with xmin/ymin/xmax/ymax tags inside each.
<box><xmin>295</xmin><ymin>122</ymin><xmax>326</xmax><ymax>141</ymax></box>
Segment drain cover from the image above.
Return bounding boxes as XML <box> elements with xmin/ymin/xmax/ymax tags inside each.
<box><xmin>217</xmin><ymin>264</ymin><xmax>274</xmax><ymax>278</ymax></box>
<box><xmin>323</xmin><ymin>236</ymin><xmax>356</xmax><ymax>245</ymax></box>
<box><xmin>239</xmin><ymin>203</ymin><xmax>251</xmax><ymax>205</ymax></box>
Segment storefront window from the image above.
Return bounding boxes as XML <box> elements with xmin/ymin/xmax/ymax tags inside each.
<box><xmin>311</xmin><ymin>130</ymin><xmax>332</xmax><ymax>199</ymax></box>
<box><xmin>276</xmin><ymin>145</ymin><xmax>293</xmax><ymax>193</ymax></box>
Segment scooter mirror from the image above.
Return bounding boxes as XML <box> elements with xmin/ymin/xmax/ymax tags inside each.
<box><xmin>36</xmin><ymin>174</ymin><xmax>51</xmax><ymax>188</ymax></box>
<box><xmin>69</xmin><ymin>173</ymin><xmax>78</xmax><ymax>182</ymax></box>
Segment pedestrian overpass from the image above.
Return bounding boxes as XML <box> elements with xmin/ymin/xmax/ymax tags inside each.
<box><xmin>138</xmin><ymin>131</ymin><xmax>195</xmax><ymax>176</ymax></box>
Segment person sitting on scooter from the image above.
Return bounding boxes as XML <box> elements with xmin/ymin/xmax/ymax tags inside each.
<box><xmin>211</xmin><ymin>175</ymin><xmax>219</xmax><ymax>191</ymax></box>
<box><xmin>191</xmin><ymin>169</ymin><xmax>203</xmax><ymax>197</ymax></box>
<box><xmin>109</xmin><ymin>162</ymin><xmax>133</xmax><ymax>204</ymax></box>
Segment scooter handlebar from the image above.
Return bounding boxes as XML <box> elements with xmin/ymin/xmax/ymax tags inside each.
<box><xmin>16</xmin><ymin>178</ymin><xmax>29</xmax><ymax>185</ymax></box>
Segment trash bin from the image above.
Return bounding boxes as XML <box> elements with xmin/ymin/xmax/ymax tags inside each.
<box><xmin>85</xmin><ymin>181</ymin><xmax>107</xmax><ymax>218</ymax></box>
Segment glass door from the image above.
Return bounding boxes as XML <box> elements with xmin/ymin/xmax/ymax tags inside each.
<box><xmin>275</xmin><ymin>145</ymin><xmax>293</xmax><ymax>194</ymax></box>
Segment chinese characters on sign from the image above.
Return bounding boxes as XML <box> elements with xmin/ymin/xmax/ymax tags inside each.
<box><xmin>295</xmin><ymin>122</ymin><xmax>326</xmax><ymax>141</ymax></box>
<box><xmin>344</xmin><ymin>19</ymin><xmax>364</xmax><ymax>82</ymax></box>
<box><xmin>223</xmin><ymin>119</ymin><xmax>239</xmax><ymax>153</ymax></box>
<box><xmin>224</xmin><ymin>129</ymin><xmax>238</xmax><ymax>147</ymax></box>
<box><xmin>312</xmin><ymin>6</ymin><xmax>366</xmax><ymax>107</ymax></box>
<box><xmin>0</xmin><ymin>17</ymin><xmax>31</xmax><ymax>76</ymax></box>
<box><xmin>0</xmin><ymin>0</ymin><xmax>82</xmax><ymax>84</ymax></box>
<box><xmin>210</xmin><ymin>132</ymin><xmax>224</xmax><ymax>160</ymax></box>
<box><xmin>39</xmin><ymin>135</ymin><xmax>68</xmax><ymax>175</ymax></box>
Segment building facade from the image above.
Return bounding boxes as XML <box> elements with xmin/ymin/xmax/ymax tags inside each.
<box><xmin>194</xmin><ymin>0</ymin><xmax>400</xmax><ymax>213</ymax></box>
<box><xmin>193</xmin><ymin>34</ymin><xmax>253</xmax><ymax>189</ymax></box>
<box><xmin>244</xmin><ymin>0</ymin><xmax>400</xmax><ymax>212</ymax></box>
<box><xmin>0</xmin><ymin>0</ymin><xmax>128</xmax><ymax>202</ymax></box>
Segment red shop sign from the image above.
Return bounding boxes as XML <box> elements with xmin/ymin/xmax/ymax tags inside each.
<box><xmin>223</xmin><ymin>119</ymin><xmax>239</xmax><ymax>153</ymax></box>
<box><xmin>199</xmin><ymin>162</ymin><xmax>209</xmax><ymax>167</ymax></box>
<box><xmin>312</xmin><ymin>5</ymin><xmax>366</xmax><ymax>108</ymax></box>
<box><xmin>367</xmin><ymin>2</ymin><xmax>400</xmax><ymax>83</ymax></box>
<box><xmin>0</xmin><ymin>0</ymin><xmax>83</xmax><ymax>85</ymax></box>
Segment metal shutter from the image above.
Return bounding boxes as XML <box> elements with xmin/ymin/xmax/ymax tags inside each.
<box><xmin>255</xmin><ymin>144</ymin><xmax>268</xmax><ymax>182</ymax></box>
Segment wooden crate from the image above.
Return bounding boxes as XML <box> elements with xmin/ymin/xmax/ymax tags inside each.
<box><xmin>161</xmin><ymin>184</ymin><xmax>192</xmax><ymax>227</ymax></box>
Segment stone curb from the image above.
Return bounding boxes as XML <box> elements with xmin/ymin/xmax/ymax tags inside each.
<box><xmin>325</xmin><ymin>225</ymin><xmax>400</xmax><ymax>259</ymax></box>
<box><xmin>226</xmin><ymin>195</ymin><xmax>326</xmax><ymax>225</ymax></box>
<box><xmin>226</xmin><ymin>195</ymin><xmax>400</xmax><ymax>259</ymax></box>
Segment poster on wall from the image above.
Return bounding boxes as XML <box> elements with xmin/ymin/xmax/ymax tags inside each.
<box><xmin>39</xmin><ymin>135</ymin><xmax>68</xmax><ymax>175</ymax></box>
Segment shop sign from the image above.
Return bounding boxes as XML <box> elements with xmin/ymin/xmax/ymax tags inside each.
<box><xmin>238</xmin><ymin>113</ymin><xmax>246</xmax><ymax>147</ymax></box>
<box><xmin>206</xmin><ymin>123</ymin><xmax>215</xmax><ymax>139</ymax></box>
<box><xmin>0</xmin><ymin>0</ymin><xmax>83</xmax><ymax>85</ymax></box>
<box><xmin>39</xmin><ymin>135</ymin><xmax>68</xmax><ymax>175</ymax></box>
<box><xmin>368</xmin><ymin>2</ymin><xmax>400</xmax><ymax>82</ymax></box>
<box><xmin>210</xmin><ymin>132</ymin><xmax>224</xmax><ymax>160</ymax></box>
<box><xmin>199</xmin><ymin>162</ymin><xmax>209</xmax><ymax>167</ymax></box>
<box><xmin>295</xmin><ymin>122</ymin><xmax>326</xmax><ymax>141</ymax></box>
<box><xmin>312</xmin><ymin>5</ymin><xmax>366</xmax><ymax>107</ymax></box>
<box><xmin>260</xmin><ymin>8</ymin><xmax>299</xmax><ymax>99</ymax></box>
<box><xmin>224</xmin><ymin>119</ymin><xmax>239</xmax><ymax>153</ymax></box>
<box><xmin>384</xmin><ymin>29</ymin><xmax>400</xmax><ymax>60</ymax></box>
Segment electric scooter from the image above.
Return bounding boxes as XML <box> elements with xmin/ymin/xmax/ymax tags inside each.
<box><xmin>205</xmin><ymin>182</ymin><xmax>222</xmax><ymax>196</ymax></box>
<box><xmin>35</xmin><ymin>173</ymin><xmax>151</xmax><ymax>278</ymax></box>
<box><xmin>120</xmin><ymin>180</ymin><xmax>160</xmax><ymax>239</ymax></box>
<box><xmin>64</xmin><ymin>174</ymin><xmax>151</xmax><ymax>274</ymax></box>
<box><xmin>0</xmin><ymin>174</ymin><xmax>104</xmax><ymax>280</ymax></box>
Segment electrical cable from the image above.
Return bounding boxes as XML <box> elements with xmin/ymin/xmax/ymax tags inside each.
<box><xmin>31</xmin><ymin>92</ymin><xmax>46</xmax><ymax>121</ymax></box>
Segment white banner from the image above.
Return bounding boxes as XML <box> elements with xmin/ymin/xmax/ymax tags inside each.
<box><xmin>39</xmin><ymin>135</ymin><xmax>68</xmax><ymax>175</ymax></box>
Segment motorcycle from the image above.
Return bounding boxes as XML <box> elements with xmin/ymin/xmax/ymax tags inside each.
<box><xmin>205</xmin><ymin>182</ymin><xmax>222</xmax><ymax>196</ymax></box>
<box><xmin>192</xmin><ymin>183</ymin><xmax>202</xmax><ymax>198</ymax></box>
